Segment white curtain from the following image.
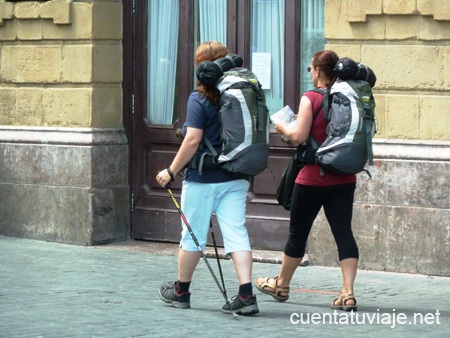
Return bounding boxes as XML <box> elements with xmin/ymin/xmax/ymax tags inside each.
<box><xmin>147</xmin><ymin>0</ymin><xmax>179</xmax><ymax>125</ymax></box>
<box><xmin>300</xmin><ymin>0</ymin><xmax>326</xmax><ymax>94</ymax></box>
<box><xmin>251</xmin><ymin>0</ymin><xmax>285</xmax><ymax>116</ymax></box>
<box><xmin>199</xmin><ymin>0</ymin><xmax>227</xmax><ymax>44</ymax></box>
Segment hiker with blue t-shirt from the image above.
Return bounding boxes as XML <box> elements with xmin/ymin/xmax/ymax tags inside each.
<box><xmin>156</xmin><ymin>41</ymin><xmax>259</xmax><ymax>316</ymax></box>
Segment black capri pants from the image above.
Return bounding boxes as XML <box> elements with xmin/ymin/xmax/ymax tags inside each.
<box><xmin>284</xmin><ymin>182</ymin><xmax>359</xmax><ymax>261</ymax></box>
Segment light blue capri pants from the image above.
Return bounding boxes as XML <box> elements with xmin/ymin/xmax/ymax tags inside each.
<box><xmin>179</xmin><ymin>179</ymin><xmax>251</xmax><ymax>254</ymax></box>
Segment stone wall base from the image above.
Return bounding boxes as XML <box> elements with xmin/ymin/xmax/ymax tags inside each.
<box><xmin>307</xmin><ymin>139</ymin><xmax>450</xmax><ymax>276</ymax></box>
<box><xmin>0</xmin><ymin>127</ymin><xmax>130</xmax><ymax>245</ymax></box>
<box><xmin>308</xmin><ymin>198</ymin><xmax>450</xmax><ymax>277</ymax></box>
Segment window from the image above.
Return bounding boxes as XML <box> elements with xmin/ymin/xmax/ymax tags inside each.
<box><xmin>194</xmin><ymin>0</ymin><xmax>227</xmax><ymax>87</ymax></box>
<box><xmin>147</xmin><ymin>0</ymin><xmax>228</xmax><ymax>126</ymax></box>
<box><xmin>147</xmin><ymin>0</ymin><xmax>179</xmax><ymax>125</ymax></box>
<box><xmin>300</xmin><ymin>0</ymin><xmax>327</xmax><ymax>94</ymax></box>
<box><xmin>251</xmin><ymin>0</ymin><xmax>285</xmax><ymax>116</ymax></box>
<box><xmin>145</xmin><ymin>0</ymin><xmax>326</xmax><ymax>126</ymax></box>
<box><xmin>197</xmin><ymin>0</ymin><xmax>227</xmax><ymax>44</ymax></box>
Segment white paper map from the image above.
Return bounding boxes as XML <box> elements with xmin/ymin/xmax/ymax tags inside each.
<box><xmin>270</xmin><ymin>105</ymin><xmax>296</xmax><ymax>129</ymax></box>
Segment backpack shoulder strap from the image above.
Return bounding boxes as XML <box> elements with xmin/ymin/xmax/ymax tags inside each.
<box><xmin>300</xmin><ymin>88</ymin><xmax>326</xmax><ymax>167</ymax></box>
<box><xmin>312</xmin><ymin>87</ymin><xmax>330</xmax><ymax>120</ymax></box>
<box><xmin>310</xmin><ymin>88</ymin><xmax>326</xmax><ymax>121</ymax></box>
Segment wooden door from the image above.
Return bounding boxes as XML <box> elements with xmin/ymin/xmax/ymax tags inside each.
<box><xmin>125</xmin><ymin>0</ymin><xmax>302</xmax><ymax>251</ymax></box>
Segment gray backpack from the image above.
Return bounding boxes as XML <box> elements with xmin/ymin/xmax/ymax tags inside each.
<box><xmin>193</xmin><ymin>55</ymin><xmax>270</xmax><ymax>178</ymax></box>
<box><xmin>204</xmin><ymin>68</ymin><xmax>270</xmax><ymax>178</ymax></box>
<box><xmin>315</xmin><ymin>78</ymin><xmax>376</xmax><ymax>176</ymax></box>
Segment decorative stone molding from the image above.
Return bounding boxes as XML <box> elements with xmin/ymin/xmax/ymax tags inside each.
<box><xmin>0</xmin><ymin>1</ymin><xmax>13</xmax><ymax>25</ymax></box>
<box><xmin>343</xmin><ymin>0</ymin><xmax>450</xmax><ymax>23</ymax></box>
<box><xmin>417</xmin><ymin>0</ymin><xmax>450</xmax><ymax>21</ymax></box>
<box><xmin>40</xmin><ymin>0</ymin><xmax>71</xmax><ymax>24</ymax></box>
<box><xmin>345</xmin><ymin>0</ymin><xmax>383</xmax><ymax>23</ymax></box>
<box><xmin>373</xmin><ymin>139</ymin><xmax>450</xmax><ymax>161</ymax></box>
<box><xmin>0</xmin><ymin>126</ymin><xmax>128</xmax><ymax>145</ymax></box>
<box><xmin>0</xmin><ymin>0</ymin><xmax>72</xmax><ymax>26</ymax></box>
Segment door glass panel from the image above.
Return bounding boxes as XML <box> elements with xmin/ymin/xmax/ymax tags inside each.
<box><xmin>194</xmin><ymin>0</ymin><xmax>227</xmax><ymax>87</ymax></box>
<box><xmin>147</xmin><ymin>0</ymin><xmax>179</xmax><ymax>125</ymax></box>
<box><xmin>198</xmin><ymin>0</ymin><xmax>227</xmax><ymax>44</ymax></box>
<box><xmin>300</xmin><ymin>0</ymin><xmax>327</xmax><ymax>94</ymax></box>
<box><xmin>251</xmin><ymin>0</ymin><xmax>285</xmax><ymax>116</ymax></box>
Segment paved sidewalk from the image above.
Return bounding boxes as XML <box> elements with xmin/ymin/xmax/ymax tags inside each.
<box><xmin>0</xmin><ymin>236</ymin><xmax>449</xmax><ymax>338</ymax></box>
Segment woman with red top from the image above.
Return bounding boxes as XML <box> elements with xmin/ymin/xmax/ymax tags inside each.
<box><xmin>255</xmin><ymin>50</ymin><xmax>358</xmax><ymax>311</ymax></box>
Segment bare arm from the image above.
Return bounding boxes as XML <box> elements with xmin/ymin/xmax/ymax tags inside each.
<box><xmin>156</xmin><ymin>127</ymin><xmax>203</xmax><ymax>187</ymax></box>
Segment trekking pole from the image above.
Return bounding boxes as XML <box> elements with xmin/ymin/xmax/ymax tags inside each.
<box><xmin>165</xmin><ymin>185</ymin><xmax>238</xmax><ymax>318</ymax></box>
<box><xmin>209</xmin><ymin>219</ymin><xmax>228</xmax><ymax>299</ymax></box>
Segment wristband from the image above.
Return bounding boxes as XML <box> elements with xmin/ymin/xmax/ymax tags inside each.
<box><xmin>167</xmin><ymin>167</ymin><xmax>175</xmax><ymax>181</ymax></box>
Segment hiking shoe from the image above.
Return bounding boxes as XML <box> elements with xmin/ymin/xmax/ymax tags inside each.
<box><xmin>222</xmin><ymin>295</ymin><xmax>259</xmax><ymax>315</ymax></box>
<box><xmin>158</xmin><ymin>281</ymin><xmax>191</xmax><ymax>309</ymax></box>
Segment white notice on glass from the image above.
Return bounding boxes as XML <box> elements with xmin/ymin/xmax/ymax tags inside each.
<box><xmin>252</xmin><ymin>52</ymin><xmax>271</xmax><ymax>90</ymax></box>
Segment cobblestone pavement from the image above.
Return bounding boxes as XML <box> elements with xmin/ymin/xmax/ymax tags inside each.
<box><xmin>1</xmin><ymin>236</ymin><xmax>449</xmax><ymax>338</ymax></box>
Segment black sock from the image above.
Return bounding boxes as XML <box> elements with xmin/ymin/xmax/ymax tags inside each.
<box><xmin>238</xmin><ymin>282</ymin><xmax>253</xmax><ymax>299</ymax></box>
<box><xmin>176</xmin><ymin>280</ymin><xmax>191</xmax><ymax>294</ymax></box>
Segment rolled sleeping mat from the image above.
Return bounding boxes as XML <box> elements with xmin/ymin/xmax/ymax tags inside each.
<box><xmin>196</xmin><ymin>53</ymin><xmax>243</xmax><ymax>86</ymax></box>
<box><xmin>334</xmin><ymin>57</ymin><xmax>377</xmax><ymax>87</ymax></box>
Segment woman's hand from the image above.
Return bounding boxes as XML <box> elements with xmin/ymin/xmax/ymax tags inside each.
<box><xmin>156</xmin><ymin>168</ymin><xmax>174</xmax><ymax>188</ymax></box>
<box><xmin>155</xmin><ymin>126</ymin><xmax>203</xmax><ymax>188</ymax></box>
<box><xmin>274</xmin><ymin>121</ymin><xmax>288</xmax><ymax>136</ymax></box>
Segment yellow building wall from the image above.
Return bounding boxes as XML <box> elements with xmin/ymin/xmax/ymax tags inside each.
<box><xmin>0</xmin><ymin>0</ymin><xmax>123</xmax><ymax>128</ymax></box>
<box><xmin>325</xmin><ymin>0</ymin><xmax>450</xmax><ymax>141</ymax></box>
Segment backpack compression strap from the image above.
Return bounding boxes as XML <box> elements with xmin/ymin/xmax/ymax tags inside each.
<box><xmin>199</xmin><ymin>136</ymin><xmax>219</xmax><ymax>175</ymax></box>
<box><xmin>363</xmin><ymin>96</ymin><xmax>375</xmax><ymax>166</ymax></box>
<box><xmin>251</xmin><ymin>82</ymin><xmax>268</xmax><ymax>134</ymax></box>
<box><xmin>225</xmin><ymin>80</ymin><xmax>268</xmax><ymax>134</ymax></box>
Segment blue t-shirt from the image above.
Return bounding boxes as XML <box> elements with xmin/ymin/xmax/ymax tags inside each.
<box><xmin>182</xmin><ymin>91</ymin><xmax>237</xmax><ymax>183</ymax></box>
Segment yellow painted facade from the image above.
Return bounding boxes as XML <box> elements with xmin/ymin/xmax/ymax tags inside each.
<box><xmin>1</xmin><ymin>0</ymin><xmax>448</xmax><ymax>139</ymax></box>
<box><xmin>0</xmin><ymin>0</ymin><xmax>123</xmax><ymax>128</ymax></box>
<box><xmin>325</xmin><ymin>0</ymin><xmax>450</xmax><ymax>140</ymax></box>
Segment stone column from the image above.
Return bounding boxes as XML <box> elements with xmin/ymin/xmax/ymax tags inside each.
<box><xmin>0</xmin><ymin>0</ymin><xmax>129</xmax><ymax>245</ymax></box>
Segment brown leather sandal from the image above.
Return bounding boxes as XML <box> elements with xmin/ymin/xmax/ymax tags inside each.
<box><xmin>255</xmin><ymin>276</ymin><xmax>290</xmax><ymax>302</ymax></box>
<box><xmin>330</xmin><ymin>293</ymin><xmax>357</xmax><ymax>311</ymax></box>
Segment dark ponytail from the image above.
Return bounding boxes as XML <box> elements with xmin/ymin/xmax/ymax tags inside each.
<box><xmin>312</xmin><ymin>50</ymin><xmax>339</xmax><ymax>90</ymax></box>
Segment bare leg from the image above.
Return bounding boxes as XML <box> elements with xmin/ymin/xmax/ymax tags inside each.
<box><xmin>277</xmin><ymin>254</ymin><xmax>303</xmax><ymax>287</ymax></box>
<box><xmin>339</xmin><ymin>257</ymin><xmax>358</xmax><ymax>305</ymax></box>
<box><xmin>230</xmin><ymin>250</ymin><xmax>252</xmax><ymax>285</ymax></box>
<box><xmin>177</xmin><ymin>249</ymin><xmax>201</xmax><ymax>282</ymax></box>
